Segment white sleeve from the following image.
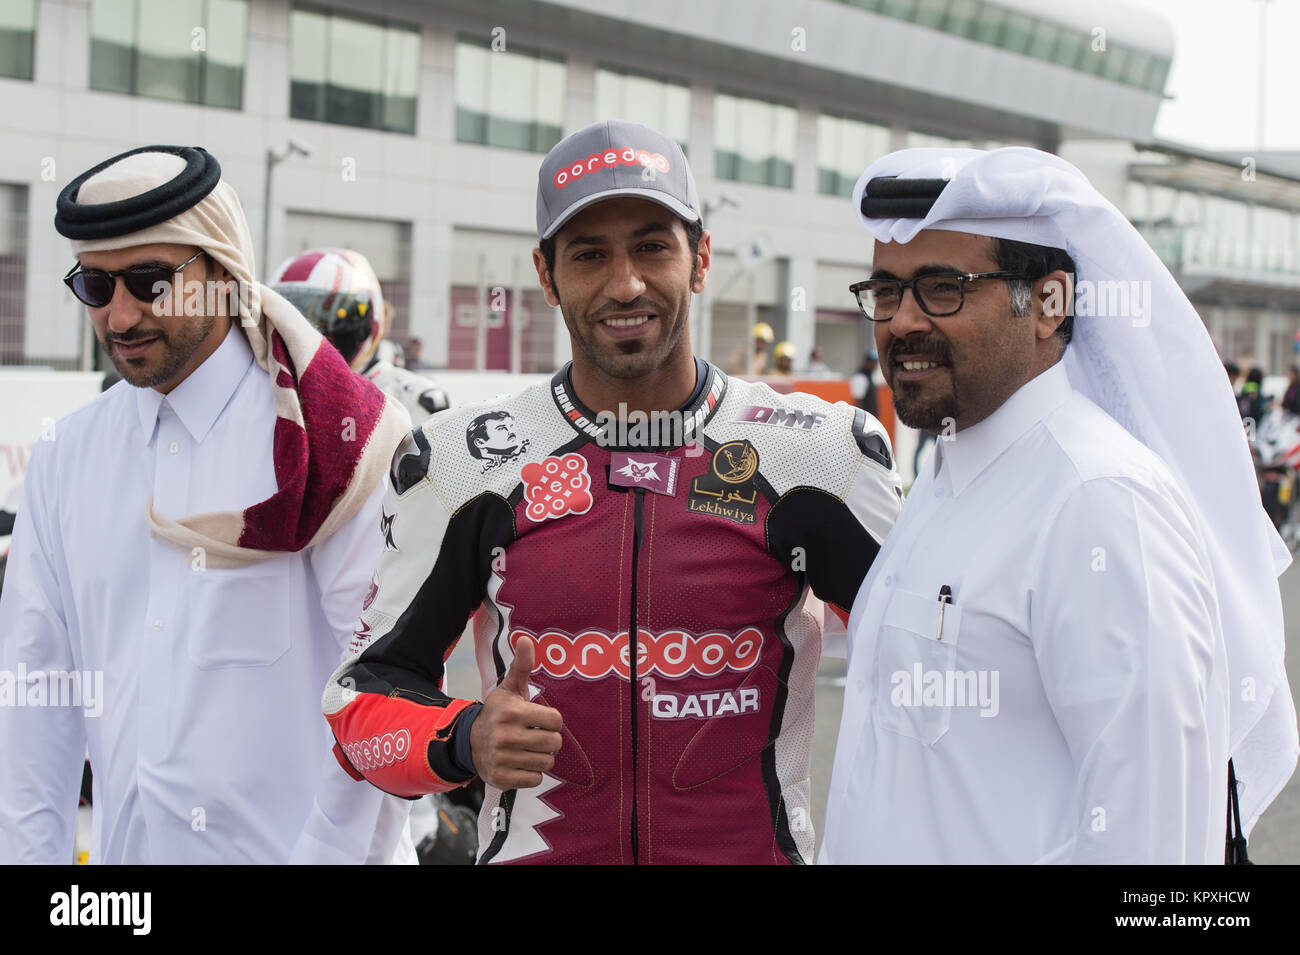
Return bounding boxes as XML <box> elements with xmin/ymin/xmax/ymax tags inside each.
<box><xmin>0</xmin><ymin>444</ymin><xmax>86</xmax><ymax>863</ymax></box>
<box><xmin>291</xmin><ymin>479</ymin><xmax>415</xmax><ymax>864</ymax></box>
<box><xmin>1030</xmin><ymin>478</ymin><xmax>1228</xmax><ymax>864</ymax></box>
<box><xmin>821</xmin><ymin>600</ymin><xmax>849</xmax><ymax>660</ymax></box>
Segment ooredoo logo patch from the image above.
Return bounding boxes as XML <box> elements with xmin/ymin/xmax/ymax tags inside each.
<box><xmin>509</xmin><ymin>626</ymin><xmax>763</xmax><ymax>680</ymax></box>
<box><xmin>340</xmin><ymin>728</ymin><xmax>411</xmax><ymax>772</ymax></box>
<box><xmin>521</xmin><ymin>453</ymin><xmax>594</xmax><ymax>522</ymax></box>
<box><xmin>553</xmin><ymin>146</ymin><xmax>670</xmax><ymax>189</ymax></box>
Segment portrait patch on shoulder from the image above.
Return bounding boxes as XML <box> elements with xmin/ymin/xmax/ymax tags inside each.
<box><xmin>467</xmin><ymin>410</ymin><xmax>531</xmax><ymax>473</ymax></box>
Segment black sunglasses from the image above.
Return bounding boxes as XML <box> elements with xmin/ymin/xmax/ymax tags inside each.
<box><xmin>849</xmin><ymin>270</ymin><xmax>1038</xmax><ymax>322</ymax></box>
<box><xmin>63</xmin><ymin>250</ymin><xmax>205</xmax><ymax>308</ymax></box>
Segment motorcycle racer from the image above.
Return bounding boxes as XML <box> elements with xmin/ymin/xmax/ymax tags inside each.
<box><xmin>323</xmin><ymin>121</ymin><xmax>902</xmax><ymax>864</ymax></box>
<box><xmin>270</xmin><ymin>248</ymin><xmax>450</xmax><ymax>423</ymax></box>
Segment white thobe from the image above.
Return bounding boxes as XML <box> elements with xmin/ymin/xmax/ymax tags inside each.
<box><xmin>821</xmin><ymin>362</ymin><xmax>1230</xmax><ymax>864</ymax></box>
<box><xmin>0</xmin><ymin>325</ymin><xmax>412</xmax><ymax>864</ymax></box>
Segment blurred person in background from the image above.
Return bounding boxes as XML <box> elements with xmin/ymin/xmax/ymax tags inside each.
<box><xmin>1282</xmin><ymin>366</ymin><xmax>1300</xmax><ymax>417</ymax></box>
<box><xmin>270</xmin><ymin>249</ymin><xmax>471</xmax><ymax>863</ymax></box>
<box><xmin>806</xmin><ymin>345</ymin><xmax>831</xmax><ymax>375</ymax></box>
<box><xmin>727</xmin><ymin>321</ymin><xmax>773</xmax><ymax>376</ymax></box>
<box><xmin>772</xmin><ymin>340</ymin><xmax>797</xmax><ymax>377</ymax></box>
<box><xmin>1239</xmin><ymin>366</ymin><xmax>1266</xmax><ymax>427</ymax></box>
<box><xmin>270</xmin><ymin>248</ymin><xmax>450</xmax><ymax>425</ymax></box>
<box><xmin>407</xmin><ymin>337</ymin><xmax>433</xmax><ymax>371</ymax></box>
<box><xmin>849</xmin><ymin>349</ymin><xmax>880</xmax><ymax>419</ymax></box>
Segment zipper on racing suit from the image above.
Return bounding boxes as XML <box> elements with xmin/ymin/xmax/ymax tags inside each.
<box><xmin>629</xmin><ymin>486</ymin><xmax>646</xmax><ymax>864</ymax></box>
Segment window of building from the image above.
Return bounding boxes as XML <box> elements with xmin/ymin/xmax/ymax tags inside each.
<box><xmin>1220</xmin><ymin>311</ymin><xmax>1252</xmax><ymax>366</ymax></box>
<box><xmin>971</xmin><ymin>3</ymin><xmax>1007</xmax><ymax>45</ymax></box>
<box><xmin>943</xmin><ymin>0</ymin><xmax>978</xmax><ymax>38</ymax></box>
<box><xmin>594</xmin><ymin>66</ymin><xmax>690</xmax><ymax>152</ymax></box>
<box><xmin>90</xmin><ymin>0</ymin><xmax>247</xmax><ymax>108</ymax></box>
<box><xmin>818</xmin><ymin>113</ymin><xmax>890</xmax><ymax>197</ymax></box>
<box><xmin>0</xmin><ymin>1</ymin><xmax>35</xmax><ymax>81</ymax></box>
<box><xmin>714</xmin><ymin>92</ymin><xmax>797</xmax><ymax>188</ymax></box>
<box><xmin>1026</xmin><ymin>19</ymin><xmax>1060</xmax><ymax>62</ymax></box>
<box><xmin>1053</xmin><ymin>29</ymin><xmax>1087</xmax><ymax>70</ymax></box>
<box><xmin>1141</xmin><ymin>185</ymin><xmax>1300</xmax><ymax>276</ymax></box>
<box><xmin>1253</xmin><ymin>205</ymin><xmax>1296</xmax><ymax>273</ymax></box>
<box><xmin>879</xmin><ymin>0</ymin><xmax>917</xmax><ymax>20</ymax></box>
<box><xmin>999</xmin><ymin>11</ymin><xmax>1034</xmax><ymax>54</ymax></box>
<box><xmin>290</xmin><ymin>7</ymin><xmax>419</xmax><ymax>134</ymax></box>
<box><xmin>1079</xmin><ymin>41</ymin><xmax>1108</xmax><ymax>76</ymax></box>
<box><xmin>833</xmin><ymin>0</ymin><xmax>1163</xmax><ymax>93</ymax></box>
<box><xmin>455</xmin><ymin>36</ymin><xmax>565</xmax><ymax>153</ymax></box>
<box><xmin>1202</xmin><ymin>194</ymin><xmax>1247</xmax><ymax>268</ymax></box>
<box><xmin>911</xmin><ymin>0</ymin><xmax>949</xmax><ymax>30</ymax></box>
<box><xmin>1146</xmin><ymin>57</ymin><xmax>1171</xmax><ymax>94</ymax></box>
<box><xmin>1122</xmin><ymin>49</ymin><xmax>1151</xmax><ymax>90</ymax></box>
<box><xmin>1100</xmin><ymin>44</ymin><xmax>1129</xmax><ymax>82</ymax></box>
<box><xmin>0</xmin><ymin>184</ymin><xmax>28</xmax><ymax>365</ymax></box>
<box><xmin>1268</xmin><ymin>320</ymin><xmax>1287</xmax><ymax>373</ymax></box>
<box><xmin>1126</xmin><ymin>180</ymin><xmax>1150</xmax><ymax>225</ymax></box>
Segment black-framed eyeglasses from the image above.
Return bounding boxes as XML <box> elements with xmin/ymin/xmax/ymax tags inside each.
<box><xmin>63</xmin><ymin>250</ymin><xmax>205</xmax><ymax>308</ymax></box>
<box><xmin>848</xmin><ymin>271</ymin><xmax>1038</xmax><ymax>322</ymax></box>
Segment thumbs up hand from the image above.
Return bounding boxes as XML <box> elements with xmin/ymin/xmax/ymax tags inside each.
<box><xmin>470</xmin><ymin>636</ymin><xmax>564</xmax><ymax>790</ymax></box>
<box><xmin>499</xmin><ymin>633</ymin><xmax>537</xmax><ymax>698</ymax></box>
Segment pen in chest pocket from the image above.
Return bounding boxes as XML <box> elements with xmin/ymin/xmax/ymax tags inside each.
<box><xmin>936</xmin><ymin>584</ymin><xmax>953</xmax><ymax>641</ymax></box>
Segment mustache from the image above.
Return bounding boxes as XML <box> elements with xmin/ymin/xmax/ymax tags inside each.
<box><xmin>108</xmin><ymin>329</ymin><xmax>166</xmax><ymax>345</ymax></box>
<box><xmin>888</xmin><ymin>336</ymin><xmax>952</xmax><ymax>365</ymax></box>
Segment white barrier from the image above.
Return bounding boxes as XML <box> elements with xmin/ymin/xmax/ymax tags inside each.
<box><xmin>0</xmin><ymin>371</ymin><xmax>106</xmax><ymax>509</ymax></box>
<box><xmin>433</xmin><ymin>370</ymin><xmax>553</xmax><ymax>408</ymax></box>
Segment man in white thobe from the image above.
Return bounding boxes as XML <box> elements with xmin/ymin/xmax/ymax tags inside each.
<box><xmin>0</xmin><ymin>145</ymin><xmax>414</xmax><ymax>863</ymax></box>
<box><xmin>822</xmin><ymin>147</ymin><xmax>1298</xmax><ymax>864</ymax></box>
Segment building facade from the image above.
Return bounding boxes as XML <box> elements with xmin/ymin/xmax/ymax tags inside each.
<box><xmin>12</xmin><ymin>0</ymin><xmax>1287</xmax><ymax>378</ymax></box>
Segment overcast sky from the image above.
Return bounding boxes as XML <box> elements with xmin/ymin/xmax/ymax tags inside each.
<box><xmin>1129</xmin><ymin>0</ymin><xmax>1300</xmax><ymax>151</ymax></box>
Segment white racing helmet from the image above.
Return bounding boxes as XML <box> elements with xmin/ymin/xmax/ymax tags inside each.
<box><xmin>269</xmin><ymin>248</ymin><xmax>390</xmax><ymax>370</ymax></box>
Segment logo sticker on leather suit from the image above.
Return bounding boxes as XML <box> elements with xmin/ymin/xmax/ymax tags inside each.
<box><xmin>522</xmin><ymin>453</ymin><xmax>594</xmax><ymax>522</ymax></box>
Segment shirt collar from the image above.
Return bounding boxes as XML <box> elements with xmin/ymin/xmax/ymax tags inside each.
<box><xmin>938</xmin><ymin>361</ymin><xmax>1073</xmax><ymax>496</ymax></box>
<box><xmin>134</xmin><ymin>324</ymin><xmax>255</xmax><ymax>445</ymax></box>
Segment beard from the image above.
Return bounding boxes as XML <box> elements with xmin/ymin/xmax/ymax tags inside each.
<box><xmin>104</xmin><ymin>313</ymin><xmax>217</xmax><ymax>389</ymax></box>
<box><xmin>887</xmin><ymin>334</ymin><xmax>960</xmax><ymax>433</ymax></box>
<box><xmin>892</xmin><ymin>382</ymin><xmax>960</xmax><ymax>432</ymax></box>
<box><xmin>562</xmin><ymin>282</ymin><xmax>693</xmax><ymax>381</ymax></box>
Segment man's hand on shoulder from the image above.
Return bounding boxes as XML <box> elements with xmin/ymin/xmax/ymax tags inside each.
<box><xmin>469</xmin><ymin>636</ymin><xmax>564</xmax><ymax>790</ymax></box>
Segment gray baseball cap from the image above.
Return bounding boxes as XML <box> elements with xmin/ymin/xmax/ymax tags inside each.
<box><xmin>536</xmin><ymin>120</ymin><xmax>700</xmax><ymax>240</ymax></box>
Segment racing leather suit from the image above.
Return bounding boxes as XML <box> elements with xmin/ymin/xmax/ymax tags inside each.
<box><xmin>362</xmin><ymin>357</ymin><xmax>450</xmax><ymax>424</ymax></box>
<box><xmin>324</xmin><ymin>358</ymin><xmax>901</xmax><ymax>864</ymax></box>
